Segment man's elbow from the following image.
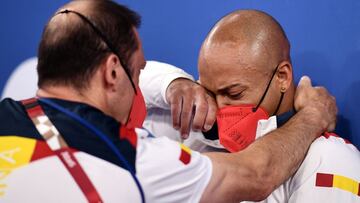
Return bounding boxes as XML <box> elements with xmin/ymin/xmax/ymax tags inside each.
<box><xmin>248</xmin><ymin>158</ymin><xmax>278</xmax><ymax>201</ymax></box>
<box><xmin>251</xmin><ymin>178</ymin><xmax>275</xmax><ymax>201</ymax></box>
<box><xmin>229</xmin><ymin>171</ymin><xmax>274</xmax><ymax>201</ymax></box>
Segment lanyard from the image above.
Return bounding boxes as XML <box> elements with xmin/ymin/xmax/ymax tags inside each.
<box><xmin>22</xmin><ymin>98</ymin><xmax>103</xmax><ymax>203</ymax></box>
<box><xmin>37</xmin><ymin>97</ymin><xmax>145</xmax><ymax>203</ymax></box>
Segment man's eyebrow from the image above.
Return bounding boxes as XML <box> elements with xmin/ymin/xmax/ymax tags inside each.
<box><xmin>198</xmin><ymin>82</ymin><xmax>217</xmax><ymax>98</ymax></box>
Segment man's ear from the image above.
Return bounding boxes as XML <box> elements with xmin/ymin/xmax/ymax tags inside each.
<box><xmin>103</xmin><ymin>54</ymin><xmax>122</xmax><ymax>91</ymax></box>
<box><xmin>276</xmin><ymin>60</ymin><xmax>293</xmax><ymax>92</ymax></box>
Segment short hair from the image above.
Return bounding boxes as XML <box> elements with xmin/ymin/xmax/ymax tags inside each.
<box><xmin>37</xmin><ymin>0</ymin><xmax>141</xmax><ymax>89</ymax></box>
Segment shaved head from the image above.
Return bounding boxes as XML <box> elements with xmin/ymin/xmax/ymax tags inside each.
<box><xmin>199</xmin><ymin>10</ymin><xmax>295</xmax><ymax>114</ymax></box>
<box><xmin>202</xmin><ymin>10</ymin><xmax>290</xmax><ymax>71</ymax></box>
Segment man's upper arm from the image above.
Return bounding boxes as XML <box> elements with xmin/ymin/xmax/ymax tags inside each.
<box><xmin>200</xmin><ymin>151</ymin><xmax>272</xmax><ymax>203</ymax></box>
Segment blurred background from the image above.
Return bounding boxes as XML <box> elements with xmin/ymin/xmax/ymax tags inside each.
<box><xmin>1</xmin><ymin>0</ymin><xmax>359</xmax><ymax>148</ymax></box>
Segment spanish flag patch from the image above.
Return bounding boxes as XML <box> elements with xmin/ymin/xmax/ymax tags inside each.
<box><xmin>179</xmin><ymin>144</ymin><xmax>191</xmax><ymax>165</ymax></box>
<box><xmin>316</xmin><ymin>173</ymin><xmax>360</xmax><ymax>197</ymax></box>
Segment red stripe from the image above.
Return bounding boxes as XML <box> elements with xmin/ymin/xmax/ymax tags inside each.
<box><xmin>119</xmin><ymin>126</ymin><xmax>137</xmax><ymax>148</ymax></box>
<box><xmin>27</xmin><ymin>105</ymin><xmax>44</xmax><ymax>117</ymax></box>
<box><xmin>358</xmin><ymin>183</ymin><xmax>360</xmax><ymax>196</ymax></box>
<box><xmin>179</xmin><ymin>149</ymin><xmax>191</xmax><ymax>165</ymax></box>
<box><xmin>55</xmin><ymin>148</ymin><xmax>103</xmax><ymax>203</ymax></box>
<box><xmin>323</xmin><ymin>132</ymin><xmax>351</xmax><ymax>144</ymax></box>
<box><xmin>21</xmin><ymin>98</ymin><xmax>37</xmax><ymax>105</ymax></box>
<box><xmin>30</xmin><ymin>141</ymin><xmax>54</xmax><ymax>161</ymax></box>
<box><xmin>316</xmin><ymin>173</ymin><xmax>334</xmax><ymax>187</ymax></box>
<box><xmin>22</xmin><ymin>98</ymin><xmax>103</xmax><ymax>203</ymax></box>
<box><xmin>21</xmin><ymin>98</ymin><xmax>44</xmax><ymax>118</ymax></box>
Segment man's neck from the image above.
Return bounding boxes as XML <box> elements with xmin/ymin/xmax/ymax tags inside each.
<box><xmin>36</xmin><ymin>85</ymin><xmax>106</xmax><ymax>112</ymax></box>
<box><xmin>276</xmin><ymin>85</ymin><xmax>295</xmax><ymax>115</ymax></box>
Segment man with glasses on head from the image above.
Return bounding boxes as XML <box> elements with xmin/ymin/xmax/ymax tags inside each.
<box><xmin>141</xmin><ymin>10</ymin><xmax>360</xmax><ymax>202</ymax></box>
<box><xmin>0</xmin><ymin>1</ymin><xmax>337</xmax><ymax>202</ymax></box>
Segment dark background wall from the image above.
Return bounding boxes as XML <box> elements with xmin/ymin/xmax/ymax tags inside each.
<box><xmin>1</xmin><ymin>0</ymin><xmax>359</xmax><ymax>148</ymax></box>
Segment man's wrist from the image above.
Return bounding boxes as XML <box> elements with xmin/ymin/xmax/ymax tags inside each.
<box><xmin>162</xmin><ymin>74</ymin><xmax>194</xmax><ymax>105</ymax></box>
<box><xmin>297</xmin><ymin>106</ymin><xmax>327</xmax><ymax>136</ymax></box>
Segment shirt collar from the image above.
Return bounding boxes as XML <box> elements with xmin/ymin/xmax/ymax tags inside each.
<box><xmin>276</xmin><ymin>109</ymin><xmax>296</xmax><ymax>127</ymax></box>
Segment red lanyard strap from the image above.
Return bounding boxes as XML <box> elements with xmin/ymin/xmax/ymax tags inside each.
<box><xmin>22</xmin><ymin>98</ymin><xmax>103</xmax><ymax>203</ymax></box>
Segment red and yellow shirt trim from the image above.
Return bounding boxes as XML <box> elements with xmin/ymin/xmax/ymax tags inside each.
<box><xmin>316</xmin><ymin>172</ymin><xmax>360</xmax><ymax>197</ymax></box>
<box><xmin>179</xmin><ymin>144</ymin><xmax>192</xmax><ymax>165</ymax></box>
<box><xmin>0</xmin><ymin>136</ymin><xmax>56</xmax><ymax>197</ymax></box>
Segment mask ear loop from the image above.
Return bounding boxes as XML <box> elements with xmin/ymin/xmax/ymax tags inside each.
<box><xmin>273</xmin><ymin>90</ymin><xmax>285</xmax><ymax>116</ymax></box>
<box><xmin>56</xmin><ymin>9</ymin><xmax>137</xmax><ymax>94</ymax></box>
<box><xmin>252</xmin><ymin>64</ymin><xmax>280</xmax><ymax>112</ymax></box>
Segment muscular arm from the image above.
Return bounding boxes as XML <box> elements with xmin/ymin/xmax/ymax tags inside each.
<box><xmin>201</xmin><ymin>77</ymin><xmax>337</xmax><ymax>202</ymax></box>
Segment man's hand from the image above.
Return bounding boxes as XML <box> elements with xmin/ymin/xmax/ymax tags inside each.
<box><xmin>166</xmin><ymin>78</ymin><xmax>217</xmax><ymax>139</ymax></box>
<box><xmin>294</xmin><ymin>76</ymin><xmax>337</xmax><ymax>132</ymax></box>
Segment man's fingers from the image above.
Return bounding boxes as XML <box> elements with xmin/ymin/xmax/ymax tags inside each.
<box><xmin>295</xmin><ymin>76</ymin><xmax>314</xmax><ymax>111</ymax></box>
<box><xmin>179</xmin><ymin>97</ymin><xmax>193</xmax><ymax>139</ymax></box>
<box><xmin>192</xmin><ymin>98</ymin><xmax>208</xmax><ymax>131</ymax></box>
<box><xmin>203</xmin><ymin>95</ymin><xmax>217</xmax><ymax>131</ymax></box>
<box><xmin>298</xmin><ymin>76</ymin><xmax>312</xmax><ymax>88</ymax></box>
<box><xmin>170</xmin><ymin>98</ymin><xmax>182</xmax><ymax>130</ymax></box>
<box><xmin>295</xmin><ymin>75</ymin><xmax>338</xmax><ymax>133</ymax></box>
<box><xmin>166</xmin><ymin>78</ymin><xmax>218</xmax><ymax>138</ymax></box>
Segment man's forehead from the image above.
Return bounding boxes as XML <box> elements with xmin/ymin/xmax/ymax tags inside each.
<box><xmin>199</xmin><ymin>43</ymin><xmax>272</xmax><ymax>88</ymax></box>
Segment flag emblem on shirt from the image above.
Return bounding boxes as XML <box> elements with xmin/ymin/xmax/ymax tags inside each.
<box><xmin>0</xmin><ymin>136</ymin><xmax>43</xmax><ymax>197</ymax></box>
<box><xmin>179</xmin><ymin>144</ymin><xmax>191</xmax><ymax>165</ymax></box>
<box><xmin>316</xmin><ymin>173</ymin><xmax>360</xmax><ymax>196</ymax></box>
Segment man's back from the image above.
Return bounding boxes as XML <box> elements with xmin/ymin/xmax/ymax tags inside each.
<box><xmin>0</xmin><ymin>98</ymin><xmax>142</xmax><ymax>202</ymax></box>
<box><xmin>0</xmin><ymin>98</ymin><xmax>212</xmax><ymax>202</ymax></box>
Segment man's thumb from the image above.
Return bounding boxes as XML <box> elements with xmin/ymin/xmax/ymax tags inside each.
<box><xmin>298</xmin><ymin>76</ymin><xmax>312</xmax><ymax>88</ymax></box>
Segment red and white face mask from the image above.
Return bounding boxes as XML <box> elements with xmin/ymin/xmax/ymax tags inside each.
<box><xmin>216</xmin><ymin>105</ymin><xmax>269</xmax><ymax>152</ymax></box>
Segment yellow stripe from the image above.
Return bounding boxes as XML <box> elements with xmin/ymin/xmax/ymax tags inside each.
<box><xmin>0</xmin><ymin>136</ymin><xmax>36</xmax><ymax>169</ymax></box>
<box><xmin>333</xmin><ymin>174</ymin><xmax>359</xmax><ymax>195</ymax></box>
<box><xmin>180</xmin><ymin>144</ymin><xmax>192</xmax><ymax>155</ymax></box>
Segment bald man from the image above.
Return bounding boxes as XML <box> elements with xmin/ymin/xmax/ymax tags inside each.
<box><xmin>141</xmin><ymin>10</ymin><xmax>360</xmax><ymax>202</ymax></box>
